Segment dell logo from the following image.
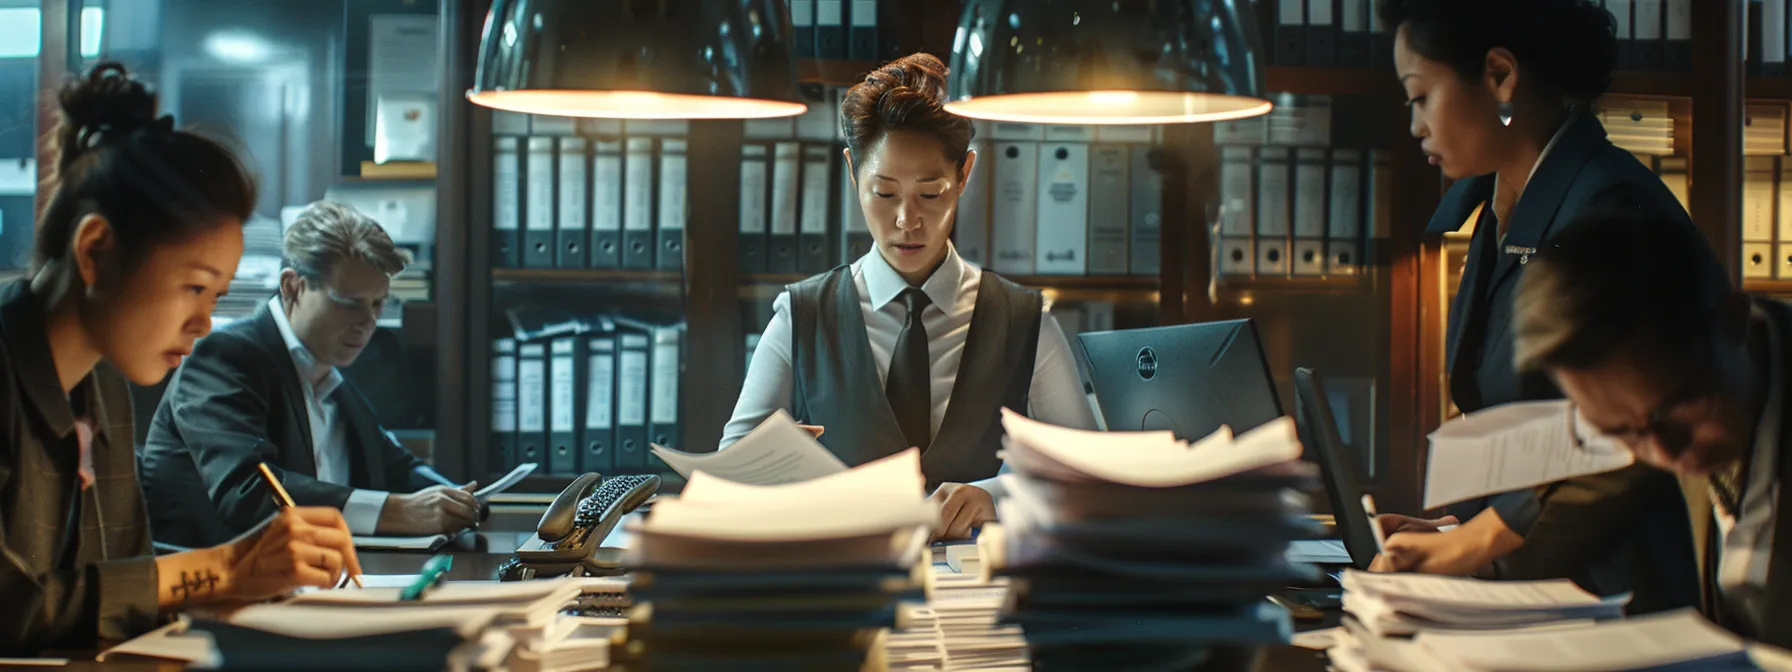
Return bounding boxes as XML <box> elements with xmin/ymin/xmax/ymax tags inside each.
<box><xmin>1136</xmin><ymin>347</ymin><xmax>1158</xmax><ymax>380</ymax></box>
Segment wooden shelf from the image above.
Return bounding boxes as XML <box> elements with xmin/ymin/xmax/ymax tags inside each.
<box><xmin>1264</xmin><ymin>66</ymin><xmax>1397</xmax><ymax>97</ymax></box>
<box><xmin>1215</xmin><ymin>276</ymin><xmax>1370</xmax><ymax>297</ymax></box>
<box><xmin>1744</xmin><ymin>279</ymin><xmax>1792</xmax><ymax>297</ymax></box>
<box><xmin>799</xmin><ymin>59</ymin><xmax>879</xmax><ymax>86</ymax></box>
<box><xmin>1607</xmin><ymin>71</ymin><xmax>1696</xmax><ymax>98</ymax></box>
<box><xmin>736</xmin><ymin>273</ymin><xmax>1160</xmax><ymax>303</ymax></box>
<box><xmin>1748</xmin><ymin>76</ymin><xmax>1792</xmax><ymax>101</ymax></box>
<box><xmin>492</xmin><ymin>268</ymin><xmax>682</xmax><ymax>285</ymax></box>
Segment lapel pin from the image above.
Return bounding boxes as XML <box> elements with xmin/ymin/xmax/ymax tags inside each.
<box><xmin>1504</xmin><ymin>244</ymin><xmax>1536</xmax><ymax>264</ymax></box>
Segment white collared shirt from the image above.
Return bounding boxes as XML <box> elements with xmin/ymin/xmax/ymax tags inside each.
<box><xmin>1713</xmin><ymin>309</ymin><xmax>1783</xmax><ymax>635</ymax></box>
<box><xmin>268</xmin><ymin>297</ymin><xmax>387</xmax><ymax>535</ymax></box>
<box><xmin>722</xmin><ymin>246</ymin><xmax>1098</xmax><ymax>481</ymax></box>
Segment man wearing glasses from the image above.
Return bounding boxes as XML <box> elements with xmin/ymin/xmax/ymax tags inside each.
<box><xmin>1510</xmin><ymin>189</ymin><xmax>1787</xmax><ymax>647</ymax></box>
<box><xmin>140</xmin><ymin>201</ymin><xmax>479</xmax><ymax>547</ymax></box>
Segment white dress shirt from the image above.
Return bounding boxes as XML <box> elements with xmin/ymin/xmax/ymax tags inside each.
<box><xmin>722</xmin><ymin>246</ymin><xmax>1098</xmax><ymax>490</ymax></box>
<box><xmin>1713</xmin><ymin>308</ymin><xmax>1782</xmax><ymax>635</ymax></box>
<box><xmin>269</xmin><ymin>297</ymin><xmax>387</xmax><ymax>535</ymax></box>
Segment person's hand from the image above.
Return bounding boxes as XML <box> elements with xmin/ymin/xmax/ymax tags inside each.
<box><xmin>1369</xmin><ymin>527</ymin><xmax>1490</xmax><ymax>575</ymax></box>
<box><xmin>929</xmin><ymin>483</ymin><xmax>996</xmax><ymax>542</ymax></box>
<box><xmin>1374</xmin><ymin>513</ymin><xmax>1459</xmax><ymax>537</ymax></box>
<box><xmin>378</xmin><ymin>484</ymin><xmax>480</xmax><ymax>535</ymax></box>
<box><xmin>217</xmin><ymin>507</ymin><xmax>364</xmax><ymax>602</ymax></box>
<box><xmin>798</xmin><ymin>424</ymin><xmax>825</xmax><ymax>439</ymax></box>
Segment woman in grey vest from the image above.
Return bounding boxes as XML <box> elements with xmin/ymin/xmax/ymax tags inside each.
<box><xmin>722</xmin><ymin>54</ymin><xmax>1097</xmax><ymax>540</ymax></box>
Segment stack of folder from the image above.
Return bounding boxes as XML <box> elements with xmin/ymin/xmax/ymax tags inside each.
<box><xmin>989</xmin><ymin>409</ymin><xmax>1320</xmax><ymax>668</ymax></box>
<box><xmin>1339</xmin><ymin>570</ymin><xmax>1630</xmax><ymax>638</ymax></box>
<box><xmin>621</xmin><ymin>449</ymin><xmax>935</xmax><ymax>671</ymax></box>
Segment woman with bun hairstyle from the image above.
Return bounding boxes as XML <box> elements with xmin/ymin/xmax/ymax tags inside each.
<box><xmin>721</xmin><ymin>54</ymin><xmax>1096</xmax><ymax>540</ymax></box>
<box><xmin>0</xmin><ymin>62</ymin><xmax>363</xmax><ymax>652</ymax></box>
<box><xmin>1367</xmin><ymin>0</ymin><xmax>1704</xmax><ymax>614</ymax></box>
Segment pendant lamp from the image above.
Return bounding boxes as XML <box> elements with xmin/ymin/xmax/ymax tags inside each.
<box><xmin>945</xmin><ymin>0</ymin><xmax>1272</xmax><ymax>125</ymax></box>
<box><xmin>469</xmin><ymin>0</ymin><xmax>807</xmax><ymax>119</ymax></box>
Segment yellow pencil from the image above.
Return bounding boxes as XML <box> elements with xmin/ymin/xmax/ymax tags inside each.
<box><xmin>257</xmin><ymin>462</ymin><xmax>362</xmax><ymax>589</ymax></box>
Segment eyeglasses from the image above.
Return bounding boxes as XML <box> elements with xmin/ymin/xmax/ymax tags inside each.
<box><xmin>1566</xmin><ymin>374</ymin><xmax>1714</xmax><ymax>456</ymax></box>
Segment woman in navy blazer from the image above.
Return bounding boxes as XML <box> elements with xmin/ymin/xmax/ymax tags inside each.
<box><xmin>1368</xmin><ymin>0</ymin><xmax>1704</xmax><ymax>614</ymax></box>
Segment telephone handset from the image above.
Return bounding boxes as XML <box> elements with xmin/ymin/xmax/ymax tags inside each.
<box><xmin>497</xmin><ymin>472</ymin><xmax>660</xmax><ymax>581</ymax></box>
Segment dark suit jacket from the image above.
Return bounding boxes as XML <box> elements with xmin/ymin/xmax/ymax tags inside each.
<box><xmin>0</xmin><ymin>280</ymin><xmax>157</xmax><ymax>652</ymax></box>
<box><xmin>1428</xmin><ymin>109</ymin><xmax>1701</xmax><ymax>613</ymax></box>
<box><xmin>141</xmin><ymin>304</ymin><xmax>432</xmax><ymax>547</ymax></box>
<box><xmin>1688</xmin><ymin>297</ymin><xmax>1792</xmax><ymax>649</ymax></box>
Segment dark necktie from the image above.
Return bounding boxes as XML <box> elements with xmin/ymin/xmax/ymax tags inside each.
<box><xmin>887</xmin><ymin>288</ymin><xmax>933</xmax><ymax>450</ymax></box>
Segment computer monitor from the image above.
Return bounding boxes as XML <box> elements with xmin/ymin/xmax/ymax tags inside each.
<box><xmin>1076</xmin><ymin>319</ymin><xmax>1282</xmax><ymax>441</ymax></box>
<box><xmin>1294</xmin><ymin>367</ymin><xmax>1377</xmax><ymax>570</ymax></box>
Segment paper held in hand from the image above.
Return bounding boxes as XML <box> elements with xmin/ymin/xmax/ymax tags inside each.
<box><xmin>640</xmin><ymin>448</ymin><xmax>937</xmax><ymax>542</ymax></box>
<box><xmin>651</xmin><ymin>410</ymin><xmax>848</xmax><ymax>485</ymax></box>
<box><xmin>1422</xmin><ymin>400</ymin><xmax>1633</xmax><ymax>510</ymax></box>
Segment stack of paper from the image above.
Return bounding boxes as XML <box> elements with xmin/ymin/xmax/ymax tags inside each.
<box><xmin>1339</xmin><ymin>570</ymin><xmax>1629</xmax><ymax>638</ymax></box>
<box><xmin>992</xmin><ymin>410</ymin><xmax>1320</xmax><ymax>667</ymax></box>
<box><xmin>880</xmin><ymin>603</ymin><xmax>946</xmax><ymax>671</ymax></box>
<box><xmin>623</xmin><ymin>449</ymin><xmax>934</xmax><ymax>671</ymax></box>
<box><xmin>1325</xmin><ymin>609</ymin><xmax>1757</xmax><ymax>672</ymax></box>
<box><xmin>927</xmin><ymin>552</ymin><xmax>1029</xmax><ymax>671</ymax></box>
<box><xmin>103</xmin><ymin>577</ymin><xmax>611</xmax><ymax>669</ymax></box>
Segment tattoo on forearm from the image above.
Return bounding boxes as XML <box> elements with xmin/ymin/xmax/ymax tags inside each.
<box><xmin>172</xmin><ymin>570</ymin><xmax>221</xmax><ymax>603</ymax></box>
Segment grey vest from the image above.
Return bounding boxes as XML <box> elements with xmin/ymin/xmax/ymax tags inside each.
<box><xmin>788</xmin><ymin>265</ymin><xmax>1042</xmax><ymax>489</ymax></box>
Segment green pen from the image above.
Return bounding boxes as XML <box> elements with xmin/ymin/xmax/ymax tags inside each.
<box><xmin>400</xmin><ymin>555</ymin><xmax>454</xmax><ymax>602</ymax></box>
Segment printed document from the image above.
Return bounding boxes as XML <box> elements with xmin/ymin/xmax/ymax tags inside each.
<box><xmin>1423</xmin><ymin>400</ymin><xmax>1633</xmax><ymax>509</ymax></box>
<box><xmin>651</xmin><ymin>410</ymin><xmax>847</xmax><ymax>485</ymax></box>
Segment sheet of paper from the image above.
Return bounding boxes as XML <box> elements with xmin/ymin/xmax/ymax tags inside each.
<box><xmin>1291</xmin><ymin>627</ymin><xmax>1343</xmax><ymax>650</ymax></box>
<box><xmin>652</xmin><ymin>410</ymin><xmax>847</xmax><ymax>485</ymax></box>
<box><xmin>999</xmin><ymin>409</ymin><xmax>1299</xmax><ymax>487</ymax></box>
<box><xmin>1423</xmin><ymin>400</ymin><xmax>1634</xmax><ymax>509</ymax></box>
<box><xmin>354</xmin><ymin>534</ymin><xmax>448</xmax><ymax>551</ymax></box>
<box><xmin>0</xmin><ymin>659</ymin><xmax>69</xmax><ymax>666</ymax></box>
<box><xmin>1415</xmin><ymin>609</ymin><xmax>1744</xmax><ymax>672</ymax></box>
<box><xmin>474</xmin><ymin>462</ymin><xmax>538</xmax><ymax>501</ymax></box>
<box><xmin>1341</xmin><ymin>570</ymin><xmax>1608</xmax><ymax>608</ymax></box>
<box><xmin>100</xmin><ymin>621</ymin><xmax>215</xmax><ymax>664</ymax></box>
<box><xmin>290</xmin><ymin>579</ymin><xmax>575</xmax><ymax>606</ymax></box>
<box><xmin>644</xmin><ymin>449</ymin><xmax>935</xmax><ymax>541</ymax></box>
<box><xmin>227</xmin><ymin>604</ymin><xmax>497</xmax><ymax>639</ymax></box>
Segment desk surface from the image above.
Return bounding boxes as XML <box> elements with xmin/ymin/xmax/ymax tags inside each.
<box><xmin>346</xmin><ymin>532</ymin><xmax>1335</xmax><ymax>672</ymax></box>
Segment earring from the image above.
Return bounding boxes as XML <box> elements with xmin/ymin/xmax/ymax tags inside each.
<box><xmin>1498</xmin><ymin>101</ymin><xmax>1515</xmax><ymax>127</ymax></box>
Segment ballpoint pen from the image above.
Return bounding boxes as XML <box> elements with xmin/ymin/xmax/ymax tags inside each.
<box><xmin>401</xmin><ymin>554</ymin><xmax>454</xmax><ymax>601</ymax></box>
<box><xmin>257</xmin><ymin>461</ymin><xmax>364</xmax><ymax>589</ymax></box>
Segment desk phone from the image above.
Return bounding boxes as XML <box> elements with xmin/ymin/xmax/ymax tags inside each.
<box><xmin>498</xmin><ymin>472</ymin><xmax>659</xmax><ymax>581</ymax></box>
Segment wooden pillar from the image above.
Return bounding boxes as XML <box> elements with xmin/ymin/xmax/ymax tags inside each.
<box><xmin>1690</xmin><ymin>0</ymin><xmax>1743</xmax><ymax>283</ymax></box>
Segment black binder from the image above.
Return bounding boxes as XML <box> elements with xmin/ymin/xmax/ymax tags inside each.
<box><xmin>792</xmin><ymin>0</ymin><xmax>815</xmax><ymax>59</ymax></box>
<box><xmin>555</xmin><ymin>137</ymin><xmax>589</xmax><ymax>268</ymax></box>
<box><xmin>522</xmin><ymin>137</ymin><xmax>558</xmax><ymax>268</ymax></box>
<box><xmin>493</xmin><ymin>137</ymin><xmax>521</xmax><ymax>268</ymax></box>
<box><xmin>615</xmin><ymin>326</ymin><xmax>651</xmax><ymax>472</ymax></box>
<box><xmin>798</xmin><ymin>144</ymin><xmax>834</xmax><ymax>274</ymax></box>
<box><xmin>1306</xmin><ymin>0</ymin><xmax>1337</xmax><ymax>65</ymax></box>
<box><xmin>621</xmin><ymin>136</ymin><xmax>657</xmax><ymax>270</ymax></box>
<box><xmin>848</xmin><ymin>0</ymin><xmax>878</xmax><ymax>60</ymax></box>
<box><xmin>1338</xmin><ymin>0</ymin><xmax>1369</xmax><ymax>68</ymax></box>
<box><xmin>647</xmin><ymin>324</ymin><xmax>683</xmax><ymax>452</ymax></box>
<box><xmin>490</xmin><ymin>338</ymin><xmax>518</xmax><ymax>474</ymax></box>
<box><xmin>515</xmin><ymin>341</ymin><xmax>548</xmax><ymax>467</ymax></box>
<box><xmin>588</xmin><ymin>138</ymin><xmax>624</xmax><ymax>269</ymax></box>
<box><xmin>579</xmin><ymin>321</ymin><xmax>617</xmax><ymax>474</ymax></box>
<box><xmin>656</xmin><ymin>138</ymin><xmax>688</xmax><ymax>271</ymax></box>
<box><xmin>740</xmin><ymin>143</ymin><xmax>771</xmax><ymax>273</ymax></box>
<box><xmin>816</xmin><ymin>0</ymin><xmax>846</xmax><ymax>59</ymax></box>
<box><xmin>1274</xmin><ymin>0</ymin><xmax>1306</xmax><ymax>66</ymax></box>
<box><xmin>547</xmin><ymin>337</ymin><xmax>579</xmax><ymax>475</ymax></box>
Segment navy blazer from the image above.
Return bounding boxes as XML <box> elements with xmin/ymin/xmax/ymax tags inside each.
<box><xmin>1427</xmin><ymin>109</ymin><xmax>1701</xmax><ymax>613</ymax></box>
<box><xmin>141</xmin><ymin>304</ymin><xmax>434</xmax><ymax>547</ymax></box>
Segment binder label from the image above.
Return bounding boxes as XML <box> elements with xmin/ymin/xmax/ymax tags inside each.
<box><xmin>619</xmin><ymin>349</ymin><xmax>648</xmax><ymax>426</ymax></box>
<box><xmin>587</xmin><ymin>348</ymin><xmax>615</xmax><ymax>429</ymax></box>
<box><xmin>518</xmin><ymin>358</ymin><xmax>546</xmax><ymax>432</ymax></box>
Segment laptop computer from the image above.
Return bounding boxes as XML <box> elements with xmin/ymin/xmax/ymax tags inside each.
<box><xmin>1076</xmin><ymin>319</ymin><xmax>1282</xmax><ymax>441</ymax></box>
<box><xmin>1293</xmin><ymin>367</ymin><xmax>1378</xmax><ymax>569</ymax></box>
